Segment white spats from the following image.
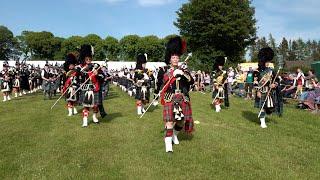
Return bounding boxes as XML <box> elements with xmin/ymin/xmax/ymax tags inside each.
<box><xmin>19</xmin><ymin>92</ymin><xmax>22</xmax><ymax>97</ymax></box>
<box><xmin>68</xmin><ymin>108</ymin><xmax>73</xmax><ymax>116</ymax></box>
<box><xmin>7</xmin><ymin>96</ymin><xmax>11</xmax><ymax>101</ymax></box>
<box><xmin>153</xmin><ymin>100</ymin><xmax>159</xmax><ymax>106</ymax></box>
<box><xmin>165</xmin><ymin>137</ymin><xmax>173</xmax><ymax>153</ymax></box>
<box><xmin>3</xmin><ymin>96</ymin><xmax>7</xmax><ymax>102</ymax></box>
<box><xmin>215</xmin><ymin>104</ymin><xmax>221</xmax><ymax>112</ymax></box>
<box><xmin>260</xmin><ymin>117</ymin><xmax>267</xmax><ymax>128</ymax></box>
<box><xmin>82</xmin><ymin>117</ymin><xmax>88</xmax><ymax>127</ymax></box>
<box><xmin>93</xmin><ymin>113</ymin><xmax>99</xmax><ymax>123</ymax></box>
<box><xmin>14</xmin><ymin>93</ymin><xmax>18</xmax><ymax>98</ymax></box>
<box><xmin>172</xmin><ymin>130</ymin><xmax>180</xmax><ymax>145</ymax></box>
<box><xmin>73</xmin><ymin>107</ymin><xmax>78</xmax><ymax>115</ymax></box>
<box><xmin>137</xmin><ymin>106</ymin><xmax>142</xmax><ymax>115</ymax></box>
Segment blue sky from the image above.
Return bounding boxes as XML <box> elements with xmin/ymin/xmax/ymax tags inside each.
<box><xmin>0</xmin><ymin>0</ymin><xmax>319</xmax><ymax>42</ymax></box>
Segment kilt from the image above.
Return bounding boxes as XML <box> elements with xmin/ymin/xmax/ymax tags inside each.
<box><xmin>65</xmin><ymin>86</ymin><xmax>77</xmax><ymax>102</ymax></box>
<box><xmin>254</xmin><ymin>88</ymin><xmax>283</xmax><ymax>116</ymax></box>
<box><xmin>80</xmin><ymin>90</ymin><xmax>100</xmax><ymax>107</ymax></box>
<box><xmin>42</xmin><ymin>81</ymin><xmax>49</xmax><ymax>91</ymax></box>
<box><xmin>163</xmin><ymin>93</ymin><xmax>193</xmax><ymax>133</ymax></box>
<box><xmin>1</xmin><ymin>81</ymin><xmax>10</xmax><ymax>92</ymax></box>
<box><xmin>135</xmin><ymin>86</ymin><xmax>150</xmax><ymax>102</ymax></box>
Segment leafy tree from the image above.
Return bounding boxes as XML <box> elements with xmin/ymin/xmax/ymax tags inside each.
<box><xmin>175</xmin><ymin>0</ymin><xmax>256</xmax><ymax>70</ymax></box>
<box><xmin>61</xmin><ymin>36</ymin><xmax>84</xmax><ymax>56</ymax></box>
<box><xmin>23</xmin><ymin>31</ymin><xmax>62</xmax><ymax>60</ymax></box>
<box><xmin>136</xmin><ymin>35</ymin><xmax>164</xmax><ymax>62</ymax></box>
<box><xmin>16</xmin><ymin>31</ymin><xmax>32</xmax><ymax>60</ymax></box>
<box><xmin>0</xmin><ymin>25</ymin><xmax>16</xmax><ymax>60</ymax></box>
<box><xmin>119</xmin><ymin>35</ymin><xmax>140</xmax><ymax>61</ymax></box>
<box><xmin>104</xmin><ymin>36</ymin><xmax>119</xmax><ymax>61</ymax></box>
<box><xmin>83</xmin><ymin>34</ymin><xmax>105</xmax><ymax>60</ymax></box>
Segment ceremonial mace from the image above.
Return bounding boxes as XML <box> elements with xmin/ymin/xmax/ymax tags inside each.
<box><xmin>140</xmin><ymin>53</ymin><xmax>192</xmax><ymax>119</ymax></box>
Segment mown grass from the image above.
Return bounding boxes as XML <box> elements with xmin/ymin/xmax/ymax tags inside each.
<box><xmin>0</xmin><ymin>86</ymin><xmax>319</xmax><ymax>179</ymax></box>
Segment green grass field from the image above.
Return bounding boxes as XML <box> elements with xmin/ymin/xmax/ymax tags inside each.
<box><xmin>0</xmin><ymin>86</ymin><xmax>319</xmax><ymax>179</ymax></box>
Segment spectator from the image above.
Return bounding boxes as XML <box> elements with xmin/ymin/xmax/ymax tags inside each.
<box><xmin>245</xmin><ymin>67</ymin><xmax>254</xmax><ymax>99</ymax></box>
<box><xmin>294</xmin><ymin>68</ymin><xmax>305</xmax><ymax>98</ymax></box>
<box><xmin>204</xmin><ymin>72</ymin><xmax>211</xmax><ymax>91</ymax></box>
<box><xmin>305</xmin><ymin>69</ymin><xmax>318</xmax><ymax>90</ymax></box>
<box><xmin>282</xmin><ymin>74</ymin><xmax>297</xmax><ymax>98</ymax></box>
<box><xmin>227</xmin><ymin>67</ymin><xmax>235</xmax><ymax>95</ymax></box>
<box><xmin>235</xmin><ymin>70</ymin><xmax>246</xmax><ymax>97</ymax></box>
<box><xmin>297</xmin><ymin>78</ymin><xmax>320</xmax><ymax>110</ymax></box>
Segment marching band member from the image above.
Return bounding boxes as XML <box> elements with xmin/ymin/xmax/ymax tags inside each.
<box><xmin>12</xmin><ymin>62</ymin><xmax>21</xmax><ymax>97</ymax></box>
<box><xmin>78</xmin><ymin>45</ymin><xmax>104</xmax><ymax>127</ymax></box>
<box><xmin>254</xmin><ymin>47</ymin><xmax>283</xmax><ymax>128</ymax></box>
<box><xmin>1</xmin><ymin>61</ymin><xmax>11</xmax><ymax>101</ymax></box>
<box><xmin>211</xmin><ymin>56</ymin><xmax>229</xmax><ymax>112</ymax></box>
<box><xmin>63</xmin><ymin>53</ymin><xmax>79</xmax><ymax>116</ymax></box>
<box><xmin>134</xmin><ymin>54</ymin><xmax>150</xmax><ymax>115</ymax></box>
<box><xmin>154</xmin><ymin>36</ymin><xmax>194</xmax><ymax>153</ymax></box>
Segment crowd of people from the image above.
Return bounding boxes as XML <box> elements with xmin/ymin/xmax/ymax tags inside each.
<box><xmin>184</xmin><ymin>65</ymin><xmax>320</xmax><ymax>113</ymax></box>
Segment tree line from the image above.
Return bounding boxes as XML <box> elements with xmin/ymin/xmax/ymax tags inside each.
<box><xmin>249</xmin><ymin>34</ymin><xmax>320</xmax><ymax>67</ymax></box>
<box><xmin>0</xmin><ymin>25</ymin><xmax>176</xmax><ymax>62</ymax></box>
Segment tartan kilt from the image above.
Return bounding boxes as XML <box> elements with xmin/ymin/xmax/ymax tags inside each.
<box><xmin>80</xmin><ymin>90</ymin><xmax>100</xmax><ymax>107</ymax></box>
<box><xmin>254</xmin><ymin>90</ymin><xmax>274</xmax><ymax>114</ymax></box>
<box><xmin>42</xmin><ymin>81</ymin><xmax>50</xmax><ymax>91</ymax></box>
<box><xmin>163</xmin><ymin>93</ymin><xmax>194</xmax><ymax>133</ymax></box>
<box><xmin>212</xmin><ymin>86</ymin><xmax>225</xmax><ymax>99</ymax></box>
<box><xmin>135</xmin><ymin>86</ymin><xmax>150</xmax><ymax>102</ymax></box>
<box><xmin>65</xmin><ymin>86</ymin><xmax>77</xmax><ymax>102</ymax></box>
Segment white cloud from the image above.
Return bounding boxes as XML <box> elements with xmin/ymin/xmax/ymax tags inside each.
<box><xmin>137</xmin><ymin>0</ymin><xmax>175</xmax><ymax>7</ymax></box>
<box><xmin>79</xmin><ymin>0</ymin><xmax>175</xmax><ymax>6</ymax></box>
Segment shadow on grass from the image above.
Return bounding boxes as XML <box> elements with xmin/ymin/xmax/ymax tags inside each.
<box><xmin>242</xmin><ymin>110</ymin><xmax>277</xmax><ymax>125</ymax></box>
<box><xmin>179</xmin><ymin>133</ymin><xmax>194</xmax><ymax>141</ymax></box>
<box><xmin>100</xmin><ymin>112</ymin><xmax>122</xmax><ymax>123</ymax></box>
<box><xmin>242</xmin><ymin>111</ymin><xmax>260</xmax><ymax>125</ymax></box>
<box><xmin>159</xmin><ymin>129</ymin><xmax>194</xmax><ymax>141</ymax></box>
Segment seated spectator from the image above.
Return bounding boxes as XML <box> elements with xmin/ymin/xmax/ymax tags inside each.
<box><xmin>297</xmin><ymin>79</ymin><xmax>320</xmax><ymax>110</ymax></box>
<box><xmin>305</xmin><ymin>69</ymin><xmax>318</xmax><ymax>90</ymax></box>
<box><xmin>282</xmin><ymin>74</ymin><xmax>297</xmax><ymax>98</ymax></box>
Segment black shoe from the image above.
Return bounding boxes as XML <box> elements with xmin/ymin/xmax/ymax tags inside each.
<box><xmin>94</xmin><ymin>122</ymin><xmax>100</xmax><ymax>124</ymax></box>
